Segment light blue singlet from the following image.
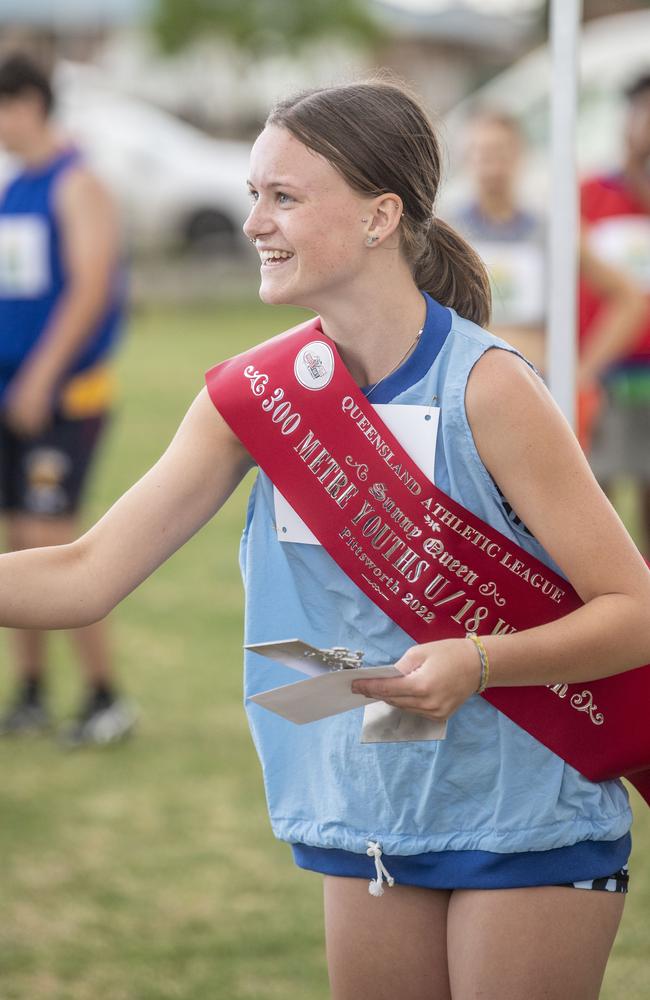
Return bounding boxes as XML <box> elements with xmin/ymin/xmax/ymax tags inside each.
<box><xmin>238</xmin><ymin>293</ymin><xmax>632</xmax><ymax>890</ymax></box>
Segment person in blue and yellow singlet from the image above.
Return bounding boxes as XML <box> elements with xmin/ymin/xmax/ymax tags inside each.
<box><xmin>0</xmin><ymin>53</ymin><xmax>135</xmax><ymax>745</ymax></box>
<box><xmin>0</xmin><ymin>79</ymin><xmax>647</xmax><ymax>997</ymax></box>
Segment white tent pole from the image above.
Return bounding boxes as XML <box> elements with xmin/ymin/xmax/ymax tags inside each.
<box><xmin>547</xmin><ymin>0</ymin><xmax>583</xmax><ymax>428</ymax></box>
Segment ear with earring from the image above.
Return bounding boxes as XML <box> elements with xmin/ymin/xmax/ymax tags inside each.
<box><xmin>361</xmin><ymin>216</ymin><xmax>379</xmax><ymax>245</ymax></box>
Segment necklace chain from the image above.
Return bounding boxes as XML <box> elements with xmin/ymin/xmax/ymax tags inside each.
<box><xmin>364</xmin><ymin>327</ymin><xmax>423</xmax><ymax>401</ymax></box>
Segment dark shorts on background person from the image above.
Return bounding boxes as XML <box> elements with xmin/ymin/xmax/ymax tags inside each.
<box><xmin>589</xmin><ymin>378</ymin><xmax>650</xmax><ymax>483</ymax></box>
<box><xmin>0</xmin><ymin>412</ymin><xmax>109</xmax><ymax>517</ymax></box>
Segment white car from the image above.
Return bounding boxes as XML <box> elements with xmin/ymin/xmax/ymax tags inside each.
<box><xmin>0</xmin><ymin>61</ymin><xmax>253</xmax><ymax>254</ymax></box>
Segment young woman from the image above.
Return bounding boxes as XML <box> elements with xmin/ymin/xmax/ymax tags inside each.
<box><xmin>2</xmin><ymin>81</ymin><xmax>650</xmax><ymax>999</ymax></box>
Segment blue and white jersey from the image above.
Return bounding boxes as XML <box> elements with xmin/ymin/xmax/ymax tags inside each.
<box><xmin>0</xmin><ymin>148</ymin><xmax>125</xmax><ymax>402</ymax></box>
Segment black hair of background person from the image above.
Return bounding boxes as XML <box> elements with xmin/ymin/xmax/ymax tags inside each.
<box><xmin>0</xmin><ymin>53</ymin><xmax>54</xmax><ymax>116</ymax></box>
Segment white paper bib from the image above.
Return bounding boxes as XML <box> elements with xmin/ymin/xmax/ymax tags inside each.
<box><xmin>587</xmin><ymin>216</ymin><xmax>650</xmax><ymax>291</ymax></box>
<box><xmin>274</xmin><ymin>402</ymin><xmax>440</xmax><ymax>545</ymax></box>
<box><xmin>0</xmin><ymin>215</ymin><xmax>50</xmax><ymax>297</ymax></box>
<box><xmin>475</xmin><ymin>240</ymin><xmax>546</xmax><ymax>327</ymax></box>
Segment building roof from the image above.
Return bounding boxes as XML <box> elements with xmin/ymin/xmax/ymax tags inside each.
<box><xmin>0</xmin><ymin>0</ymin><xmax>538</xmax><ymax>48</ymax></box>
<box><xmin>0</xmin><ymin>0</ymin><xmax>151</xmax><ymax>26</ymax></box>
<box><xmin>373</xmin><ymin>0</ymin><xmax>538</xmax><ymax>51</ymax></box>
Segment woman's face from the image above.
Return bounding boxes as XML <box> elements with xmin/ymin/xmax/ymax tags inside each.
<box><xmin>244</xmin><ymin>125</ymin><xmax>370</xmax><ymax>309</ymax></box>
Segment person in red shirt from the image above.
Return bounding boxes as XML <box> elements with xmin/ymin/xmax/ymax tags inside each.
<box><xmin>580</xmin><ymin>74</ymin><xmax>650</xmax><ymax>554</ymax></box>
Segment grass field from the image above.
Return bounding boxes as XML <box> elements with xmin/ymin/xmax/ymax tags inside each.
<box><xmin>0</xmin><ymin>300</ymin><xmax>648</xmax><ymax>1000</ymax></box>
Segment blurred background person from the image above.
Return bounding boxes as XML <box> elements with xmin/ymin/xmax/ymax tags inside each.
<box><xmin>0</xmin><ymin>52</ymin><xmax>135</xmax><ymax>746</ymax></box>
<box><xmin>451</xmin><ymin>105</ymin><xmax>646</xmax><ymax>465</ymax></box>
<box><xmin>580</xmin><ymin>73</ymin><xmax>650</xmax><ymax>556</ymax></box>
<box><xmin>450</xmin><ymin>108</ymin><xmax>546</xmax><ymax>369</ymax></box>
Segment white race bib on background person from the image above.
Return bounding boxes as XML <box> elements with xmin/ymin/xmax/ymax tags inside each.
<box><xmin>475</xmin><ymin>240</ymin><xmax>546</xmax><ymax>327</ymax></box>
<box><xmin>587</xmin><ymin>216</ymin><xmax>650</xmax><ymax>291</ymax></box>
<box><xmin>0</xmin><ymin>215</ymin><xmax>50</xmax><ymax>297</ymax></box>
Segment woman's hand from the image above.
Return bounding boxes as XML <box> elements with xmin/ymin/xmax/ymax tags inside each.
<box><xmin>351</xmin><ymin>638</ymin><xmax>481</xmax><ymax>722</ymax></box>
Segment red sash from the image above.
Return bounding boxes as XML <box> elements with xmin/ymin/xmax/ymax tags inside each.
<box><xmin>206</xmin><ymin>317</ymin><xmax>650</xmax><ymax>806</ymax></box>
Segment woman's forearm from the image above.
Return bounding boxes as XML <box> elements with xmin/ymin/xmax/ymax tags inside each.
<box><xmin>352</xmin><ymin>590</ymin><xmax>650</xmax><ymax>723</ymax></box>
<box><xmin>0</xmin><ymin>392</ymin><xmax>253</xmax><ymax>635</ymax></box>
<box><xmin>484</xmin><ymin>590</ymin><xmax>650</xmax><ymax>688</ymax></box>
<box><xmin>0</xmin><ymin>540</ymin><xmax>104</xmax><ymax>630</ymax></box>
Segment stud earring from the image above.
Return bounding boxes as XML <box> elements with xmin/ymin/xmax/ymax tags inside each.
<box><xmin>361</xmin><ymin>217</ymin><xmax>369</xmax><ymax>223</ymax></box>
<box><xmin>366</xmin><ymin>235</ymin><xmax>379</xmax><ymax>246</ymax></box>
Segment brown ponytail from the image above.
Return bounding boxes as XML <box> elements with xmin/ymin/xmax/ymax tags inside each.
<box><xmin>411</xmin><ymin>218</ymin><xmax>492</xmax><ymax>328</ymax></box>
<box><xmin>267</xmin><ymin>79</ymin><xmax>492</xmax><ymax>327</ymax></box>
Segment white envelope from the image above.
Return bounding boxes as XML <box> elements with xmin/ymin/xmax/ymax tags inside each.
<box><xmin>246</xmin><ymin>639</ymin><xmax>447</xmax><ymax>740</ymax></box>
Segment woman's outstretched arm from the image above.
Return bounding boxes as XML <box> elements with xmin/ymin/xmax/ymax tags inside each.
<box><xmin>0</xmin><ymin>388</ymin><xmax>252</xmax><ymax>630</ymax></box>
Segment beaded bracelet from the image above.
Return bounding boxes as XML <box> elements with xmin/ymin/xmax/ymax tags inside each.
<box><xmin>466</xmin><ymin>633</ymin><xmax>490</xmax><ymax>693</ymax></box>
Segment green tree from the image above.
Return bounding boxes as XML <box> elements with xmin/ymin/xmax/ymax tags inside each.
<box><xmin>151</xmin><ymin>0</ymin><xmax>382</xmax><ymax>55</ymax></box>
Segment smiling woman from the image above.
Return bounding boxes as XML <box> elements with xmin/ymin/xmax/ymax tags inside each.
<box><xmin>0</xmin><ymin>78</ymin><xmax>648</xmax><ymax>1000</ymax></box>
<box><xmin>215</xmin><ymin>81</ymin><xmax>649</xmax><ymax>1000</ymax></box>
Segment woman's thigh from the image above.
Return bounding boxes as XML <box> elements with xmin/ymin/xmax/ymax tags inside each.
<box><xmin>323</xmin><ymin>875</ymin><xmax>452</xmax><ymax>1000</ymax></box>
<box><xmin>447</xmin><ymin>885</ymin><xmax>625</xmax><ymax>1000</ymax></box>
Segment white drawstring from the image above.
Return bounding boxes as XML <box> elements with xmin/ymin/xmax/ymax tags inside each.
<box><xmin>366</xmin><ymin>840</ymin><xmax>395</xmax><ymax>897</ymax></box>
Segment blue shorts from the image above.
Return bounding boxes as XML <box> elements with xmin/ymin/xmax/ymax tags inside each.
<box><xmin>292</xmin><ymin>834</ymin><xmax>631</xmax><ymax>894</ymax></box>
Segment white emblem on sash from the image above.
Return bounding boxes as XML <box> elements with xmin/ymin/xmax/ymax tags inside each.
<box><xmin>0</xmin><ymin>214</ymin><xmax>50</xmax><ymax>297</ymax></box>
<box><xmin>294</xmin><ymin>340</ymin><xmax>334</xmax><ymax>390</ymax></box>
<box><xmin>274</xmin><ymin>403</ymin><xmax>440</xmax><ymax>545</ymax></box>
